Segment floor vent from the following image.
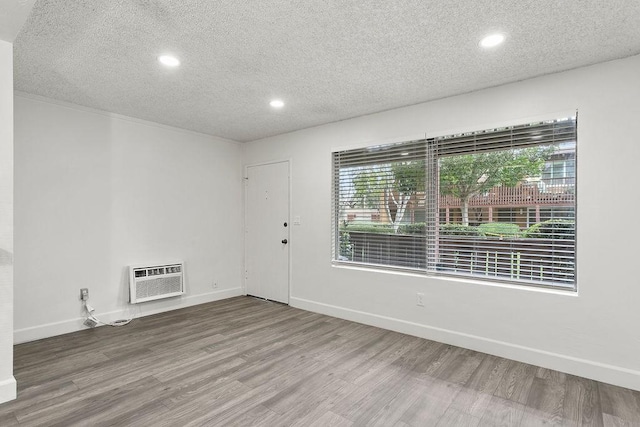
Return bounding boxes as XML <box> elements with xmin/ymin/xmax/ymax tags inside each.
<box><xmin>129</xmin><ymin>262</ymin><xmax>184</xmax><ymax>304</ymax></box>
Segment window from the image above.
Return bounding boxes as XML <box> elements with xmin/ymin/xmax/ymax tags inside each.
<box><xmin>333</xmin><ymin>140</ymin><xmax>428</xmax><ymax>269</ymax></box>
<box><xmin>332</xmin><ymin>116</ymin><xmax>577</xmax><ymax>289</ymax></box>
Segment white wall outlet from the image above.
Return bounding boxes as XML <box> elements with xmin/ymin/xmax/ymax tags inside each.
<box><xmin>212</xmin><ymin>282</ymin><xmax>218</xmax><ymax>289</ymax></box>
<box><xmin>80</xmin><ymin>288</ymin><xmax>89</xmax><ymax>301</ymax></box>
<box><xmin>416</xmin><ymin>292</ymin><xmax>425</xmax><ymax>307</ymax></box>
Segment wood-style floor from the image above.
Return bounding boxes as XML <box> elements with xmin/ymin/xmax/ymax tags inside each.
<box><xmin>1</xmin><ymin>297</ymin><xmax>639</xmax><ymax>426</ymax></box>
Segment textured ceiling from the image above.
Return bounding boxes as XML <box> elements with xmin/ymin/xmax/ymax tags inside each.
<box><xmin>13</xmin><ymin>0</ymin><xmax>640</xmax><ymax>142</ymax></box>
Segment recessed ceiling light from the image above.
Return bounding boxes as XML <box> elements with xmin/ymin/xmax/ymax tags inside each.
<box><xmin>270</xmin><ymin>99</ymin><xmax>285</xmax><ymax>108</ymax></box>
<box><xmin>158</xmin><ymin>55</ymin><xmax>180</xmax><ymax>67</ymax></box>
<box><xmin>479</xmin><ymin>33</ymin><xmax>505</xmax><ymax>48</ymax></box>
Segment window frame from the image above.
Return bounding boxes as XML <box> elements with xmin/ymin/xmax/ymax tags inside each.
<box><xmin>332</xmin><ymin>116</ymin><xmax>577</xmax><ymax>291</ymax></box>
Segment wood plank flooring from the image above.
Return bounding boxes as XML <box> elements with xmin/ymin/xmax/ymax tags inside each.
<box><xmin>1</xmin><ymin>296</ymin><xmax>639</xmax><ymax>426</ymax></box>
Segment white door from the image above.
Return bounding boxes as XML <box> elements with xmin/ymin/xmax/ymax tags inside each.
<box><xmin>245</xmin><ymin>161</ymin><xmax>290</xmax><ymax>303</ymax></box>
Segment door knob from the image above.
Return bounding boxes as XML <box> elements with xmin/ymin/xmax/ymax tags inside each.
<box><xmin>281</xmin><ymin>239</ymin><xmax>288</xmax><ymax>244</ymax></box>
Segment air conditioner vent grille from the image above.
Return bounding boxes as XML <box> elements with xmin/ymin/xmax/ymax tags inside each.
<box><xmin>136</xmin><ymin>276</ymin><xmax>182</xmax><ymax>300</ymax></box>
<box><xmin>129</xmin><ymin>262</ymin><xmax>184</xmax><ymax>304</ymax></box>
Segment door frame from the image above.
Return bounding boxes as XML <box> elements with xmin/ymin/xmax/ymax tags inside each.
<box><xmin>243</xmin><ymin>159</ymin><xmax>292</xmax><ymax>302</ymax></box>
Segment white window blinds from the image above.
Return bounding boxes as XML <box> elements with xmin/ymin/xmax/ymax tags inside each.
<box><xmin>332</xmin><ymin>139</ymin><xmax>428</xmax><ymax>271</ymax></box>
<box><xmin>332</xmin><ymin>116</ymin><xmax>577</xmax><ymax>289</ymax></box>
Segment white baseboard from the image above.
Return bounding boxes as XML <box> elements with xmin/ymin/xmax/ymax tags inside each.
<box><xmin>14</xmin><ymin>287</ymin><xmax>243</xmax><ymax>344</ymax></box>
<box><xmin>0</xmin><ymin>376</ymin><xmax>16</xmax><ymax>404</ymax></box>
<box><xmin>290</xmin><ymin>296</ymin><xmax>640</xmax><ymax>392</ymax></box>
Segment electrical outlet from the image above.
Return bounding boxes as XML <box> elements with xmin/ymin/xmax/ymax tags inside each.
<box><xmin>212</xmin><ymin>282</ymin><xmax>218</xmax><ymax>289</ymax></box>
<box><xmin>80</xmin><ymin>288</ymin><xmax>89</xmax><ymax>301</ymax></box>
<box><xmin>416</xmin><ymin>292</ymin><xmax>425</xmax><ymax>307</ymax></box>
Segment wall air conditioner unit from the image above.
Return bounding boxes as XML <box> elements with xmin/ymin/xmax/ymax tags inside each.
<box><xmin>129</xmin><ymin>262</ymin><xmax>185</xmax><ymax>304</ymax></box>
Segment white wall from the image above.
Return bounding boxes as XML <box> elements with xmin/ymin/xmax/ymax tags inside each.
<box><xmin>14</xmin><ymin>95</ymin><xmax>244</xmax><ymax>343</ymax></box>
<box><xmin>0</xmin><ymin>0</ymin><xmax>36</xmax><ymax>43</ymax></box>
<box><xmin>0</xmin><ymin>40</ymin><xmax>16</xmax><ymax>403</ymax></box>
<box><xmin>244</xmin><ymin>54</ymin><xmax>640</xmax><ymax>391</ymax></box>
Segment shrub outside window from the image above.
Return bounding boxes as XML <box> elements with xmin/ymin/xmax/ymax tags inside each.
<box><xmin>332</xmin><ymin>117</ymin><xmax>577</xmax><ymax>290</ymax></box>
